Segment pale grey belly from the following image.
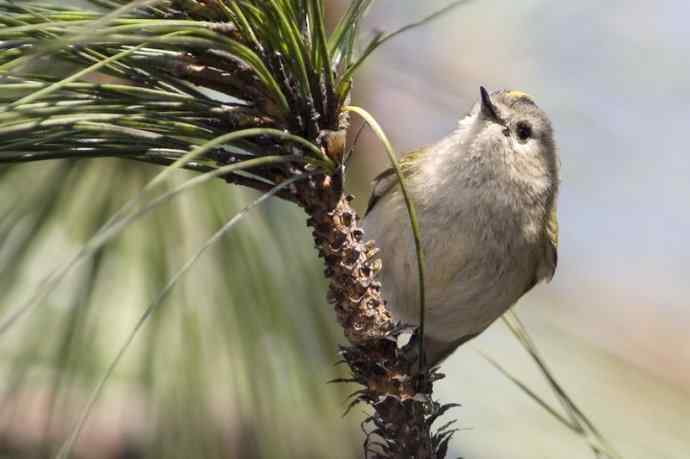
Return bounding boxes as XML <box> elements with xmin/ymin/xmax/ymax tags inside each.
<box><xmin>363</xmin><ymin>200</ymin><xmax>535</xmax><ymax>343</ymax></box>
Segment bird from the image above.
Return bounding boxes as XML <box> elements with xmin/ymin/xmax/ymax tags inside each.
<box><xmin>361</xmin><ymin>87</ymin><xmax>559</xmax><ymax>366</ymax></box>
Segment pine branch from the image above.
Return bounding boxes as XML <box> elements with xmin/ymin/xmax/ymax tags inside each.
<box><xmin>0</xmin><ymin>1</ymin><xmax>462</xmax><ymax>456</ymax></box>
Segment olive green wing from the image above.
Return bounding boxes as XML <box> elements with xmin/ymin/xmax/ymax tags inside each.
<box><xmin>523</xmin><ymin>205</ymin><xmax>558</xmax><ymax>295</ymax></box>
<box><xmin>364</xmin><ymin>167</ymin><xmax>397</xmax><ymax>216</ymax></box>
<box><xmin>542</xmin><ymin>205</ymin><xmax>559</xmax><ymax>280</ymax></box>
<box><xmin>364</xmin><ymin>148</ymin><xmax>427</xmax><ymax>216</ymax></box>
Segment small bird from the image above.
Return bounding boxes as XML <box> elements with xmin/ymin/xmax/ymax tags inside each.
<box><xmin>362</xmin><ymin>87</ymin><xmax>559</xmax><ymax>366</ymax></box>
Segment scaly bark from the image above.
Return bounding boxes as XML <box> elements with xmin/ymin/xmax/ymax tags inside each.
<box><xmin>296</xmin><ymin>160</ymin><xmax>457</xmax><ymax>458</ymax></box>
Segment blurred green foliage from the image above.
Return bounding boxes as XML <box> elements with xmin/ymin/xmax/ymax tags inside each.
<box><xmin>0</xmin><ymin>157</ymin><xmax>361</xmax><ymax>458</ymax></box>
<box><xmin>0</xmin><ymin>0</ymin><xmax>384</xmax><ymax>455</ymax></box>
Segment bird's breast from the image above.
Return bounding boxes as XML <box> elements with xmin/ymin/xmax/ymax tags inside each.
<box><xmin>365</xmin><ymin>182</ymin><xmax>541</xmax><ymax>343</ymax></box>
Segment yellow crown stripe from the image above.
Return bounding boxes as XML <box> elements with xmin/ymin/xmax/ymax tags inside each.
<box><xmin>507</xmin><ymin>90</ymin><xmax>530</xmax><ymax>99</ymax></box>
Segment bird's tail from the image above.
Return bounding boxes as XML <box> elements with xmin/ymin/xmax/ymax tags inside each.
<box><xmin>425</xmin><ymin>333</ymin><xmax>479</xmax><ymax>368</ymax></box>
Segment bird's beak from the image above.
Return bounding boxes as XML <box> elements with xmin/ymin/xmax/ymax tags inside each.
<box><xmin>480</xmin><ymin>86</ymin><xmax>502</xmax><ymax>123</ymax></box>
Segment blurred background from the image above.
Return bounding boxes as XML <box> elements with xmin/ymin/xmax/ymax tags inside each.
<box><xmin>1</xmin><ymin>1</ymin><xmax>688</xmax><ymax>458</ymax></box>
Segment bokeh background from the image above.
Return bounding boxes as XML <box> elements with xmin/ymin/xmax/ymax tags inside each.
<box><xmin>348</xmin><ymin>1</ymin><xmax>690</xmax><ymax>457</ymax></box>
<box><xmin>0</xmin><ymin>1</ymin><xmax>688</xmax><ymax>458</ymax></box>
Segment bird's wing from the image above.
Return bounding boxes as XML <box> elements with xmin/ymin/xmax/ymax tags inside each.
<box><xmin>544</xmin><ymin>205</ymin><xmax>559</xmax><ymax>278</ymax></box>
<box><xmin>523</xmin><ymin>205</ymin><xmax>558</xmax><ymax>296</ymax></box>
<box><xmin>364</xmin><ymin>167</ymin><xmax>397</xmax><ymax>216</ymax></box>
<box><xmin>364</xmin><ymin>148</ymin><xmax>427</xmax><ymax>216</ymax></box>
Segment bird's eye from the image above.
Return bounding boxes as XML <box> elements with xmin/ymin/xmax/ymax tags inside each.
<box><xmin>516</xmin><ymin>121</ymin><xmax>532</xmax><ymax>140</ymax></box>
